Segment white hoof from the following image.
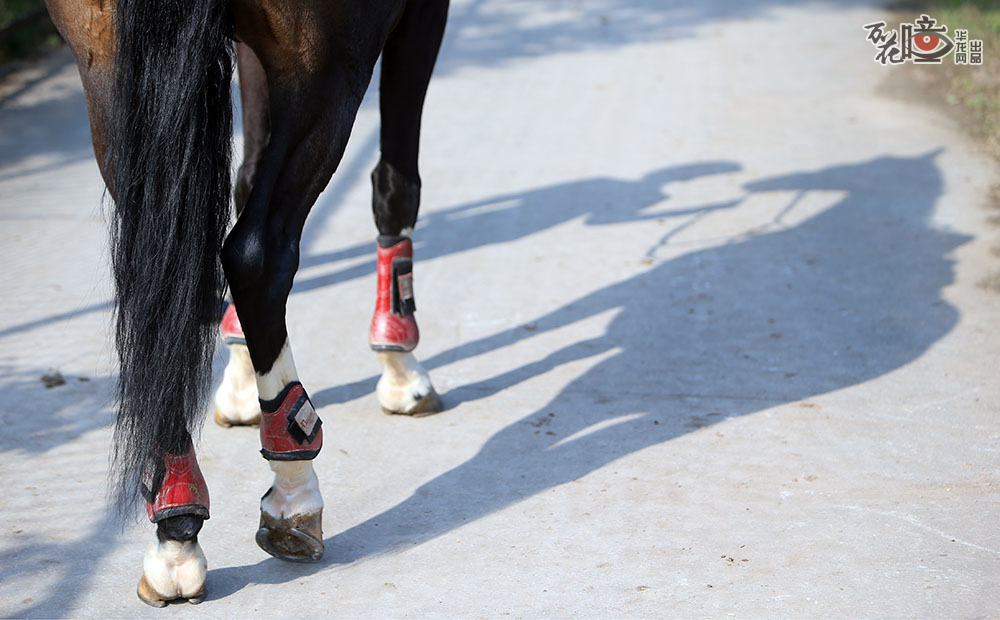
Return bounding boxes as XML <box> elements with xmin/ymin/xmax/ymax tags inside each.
<box><xmin>138</xmin><ymin>538</ymin><xmax>207</xmax><ymax>606</ymax></box>
<box><xmin>214</xmin><ymin>343</ymin><xmax>260</xmax><ymax>426</ymax></box>
<box><xmin>375</xmin><ymin>351</ymin><xmax>444</xmax><ymax>416</ymax></box>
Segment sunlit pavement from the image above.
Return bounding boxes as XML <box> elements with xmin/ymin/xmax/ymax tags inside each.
<box><xmin>1</xmin><ymin>1</ymin><xmax>998</xmax><ymax>616</ymax></box>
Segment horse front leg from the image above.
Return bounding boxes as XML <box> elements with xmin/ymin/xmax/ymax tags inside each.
<box><xmin>222</xmin><ymin>186</ymin><xmax>326</xmax><ymax>562</ymax></box>
<box><xmin>369</xmin><ymin>0</ymin><xmax>449</xmax><ymax>416</ymax></box>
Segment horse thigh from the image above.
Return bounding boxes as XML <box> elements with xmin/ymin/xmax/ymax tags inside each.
<box><xmin>45</xmin><ymin>0</ymin><xmax>117</xmax><ymax>190</ymax></box>
<box><xmin>235</xmin><ymin>42</ymin><xmax>270</xmax><ymax>214</ymax></box>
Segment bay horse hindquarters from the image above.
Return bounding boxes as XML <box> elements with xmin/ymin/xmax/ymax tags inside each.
<box><xmin>47</xmin><ymin>0</ymin><xmax>448</xmax><ymax>605</ymax></box>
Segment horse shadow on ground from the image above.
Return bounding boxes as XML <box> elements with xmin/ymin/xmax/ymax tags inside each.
<box><xmin>207</xmin><ymin>150</ymin><xmax>968</xmax><ymax>596</ymax></box>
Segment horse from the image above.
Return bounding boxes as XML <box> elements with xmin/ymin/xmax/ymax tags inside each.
<box><xmin>43</xmin><ymin>0</ymin><xmax>449</xmax><ymax>606</ymax></box>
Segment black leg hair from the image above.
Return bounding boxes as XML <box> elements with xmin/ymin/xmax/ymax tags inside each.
<box><xmin>156</xmin><ymin>515</ymin><xmax>204</xmax><ymax>543</ymax></box>
<box><xmin>372</xmin><ymin>0</ymin><xmax>449</xmax><ymax>236</ymax></box>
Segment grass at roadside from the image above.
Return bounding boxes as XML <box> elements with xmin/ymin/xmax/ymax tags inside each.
<box><xmin>885</xmin><ymin>1</ymin><xmax>1000</xmax><ymax>292</ymax></box>
<box><xmin>889</xmin><ymin>0</ymin><xmax>1000</xmax><ymax>160</ymax></box>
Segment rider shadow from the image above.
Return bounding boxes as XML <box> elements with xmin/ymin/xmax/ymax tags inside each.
<box><xmin>209</xmin><ymin>150</ymin><xmax>967</xmax><ymax>595</ymax></box>
<box><xmin>295</xmin><ymin>161</ymin><xmax>742</xmax><ymax>296</ymax></box>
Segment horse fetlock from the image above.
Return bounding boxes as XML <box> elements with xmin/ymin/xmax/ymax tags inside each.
<box><xmin>138</xmin><ymin>538</ymin><xmax>207</xmax><ymax>607</ymax></box>
<box><xmin>256</xmin><ymin>461</ymin><xmax>324</xmax><ymax>562</ymax></box>
<box><xmin>376</xmin><ymin>351</ymin><xmax>443</xmax><ymax>416</ymax></box>
<box><xmin>213</xmin><ymin>343</ymin><xmax>260</xmax><ymax>426</ymax></box>
<box><xmin>262</xmin><ymin>461</ymin><xmax>323</xmax><ymax>515</ymax></box>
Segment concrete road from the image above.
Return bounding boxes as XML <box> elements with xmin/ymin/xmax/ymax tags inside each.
<box><xmin>1</xmin><ymin>0</ymin><xmax>998</xmax><ymax>617</ymax></box>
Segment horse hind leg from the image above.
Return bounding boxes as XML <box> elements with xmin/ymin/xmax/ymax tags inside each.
<box><xmin>48</xmin><ymin>0</ymin><xmax>217</xmax><ymax>603</ymax></box>
<box><xmin>369</xmin><ymin>0</ymin><xmax>448</xmax><ymax>417</ymax></box>
<box><xmin>137</xmin><ymin>447</ymin><xmax>211</xmax><ymax>606</ymax></box>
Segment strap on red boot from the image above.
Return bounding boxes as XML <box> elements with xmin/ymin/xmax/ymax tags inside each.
<box><xmin>369</xmin><ymin>235</ymin><xmax>419</xmax><ymax>352</ymax></box>
<box><xmin>142</xmin><ymin>444</ymin><xmax>211</xmax><ymax>523</ymax></box>
<box><xmin>259</xmin><ymin>382</ymin><xmax>323</xmax><ymax>461</ymax></box>
<box><xmin>220</xmin><ymin>302</ymin><xmax>246</xmax><ymax>346</ymax></box>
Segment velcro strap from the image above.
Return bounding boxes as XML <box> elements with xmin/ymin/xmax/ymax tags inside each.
<box><xmin>286</xmin><ymin>391</ymin><xmax>321</xmax><ymax>445</ymax></box>
<box><xmin>392</xmin><ymin>257</ymin><xmax>415</xmax><ymax>316</ymax></box>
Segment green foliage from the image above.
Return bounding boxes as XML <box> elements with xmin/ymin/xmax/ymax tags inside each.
<box><xmin>0</xmin><ymin>0</ymin><xmax>61</xmax><ymax>65</ymax></box>
<box><xmin>912</xmin><ymin>0</ymin><xmax>1000</xmax><ymax>159</ymax></box>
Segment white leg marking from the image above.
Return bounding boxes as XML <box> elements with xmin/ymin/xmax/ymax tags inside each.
<box><xmin>213</xmin><ymin>343</ymin><xmax>260</xmax><ymax>425</ymax></box>
<box><xmin>261</xmin><ymin>460</ymin><xmax>323</xmax><ymax>519</ymax></box>
<box><xmin>256</xmin><ymin>340</ymin><xmax>299</xmax><ymax>402</ymax></box>
<box><xmin>142</xmin><ymin>538</ymin><xmax>207</xmax><ymax>600</ymax></box>
<box><xmin>255</xmin><ymin>339</ymin><xmax>323</xmax><ymax>518</ymax></box>
<box><xmin>376</xmin><ymin>351</ymin><xmax>436</xmax><ymax>414</ymax></box>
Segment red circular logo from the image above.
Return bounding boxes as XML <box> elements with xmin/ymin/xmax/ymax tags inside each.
<box><xmin>914</xmin><ymin>34</ymin><xmax>940</xmax><ymax>52</ymax></box>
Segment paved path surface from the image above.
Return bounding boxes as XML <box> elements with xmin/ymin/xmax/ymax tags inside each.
<box><xmin>1</xmin><ymin>0</ymin><xmax>998</xmax><ymax>617</ymax></box>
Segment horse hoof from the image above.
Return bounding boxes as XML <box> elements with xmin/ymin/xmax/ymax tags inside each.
<box><xmin>213</xmin><ymin>407</ymin><xmax>233</xmax><ymax>428</ymax></box>
<box><xmin>137</xmin><ymin>575</ymin><xmax>167</xmax><ymax>608</ymax></box>
<box><xmin>255</xmin><ymin>509</ymin><xmax>324</xmax><ymax>562</ymax></box>
<box><xmin>214</xmin><ymin>406</ymin><xmax>260</xmax><ymax>428</ymax></box>
<box><xmin>137</xmin><ymin>574</ymin><xmax>206</xmax><ymax>607</ymax></box>
<box><xmin>381</xmin><ymin>388</ymin><xmax>444</xmax><ymax>417</ymax></box>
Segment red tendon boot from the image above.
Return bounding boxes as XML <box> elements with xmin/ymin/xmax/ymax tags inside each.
<box><xmin>259</xmin><ymin>382</ymin><xmax>323</xmax><ymax>461</ymax></box>
<box><xmin>143</xmin><ymin>444</ymin><xmax>210</xmax><ymax>522</ymax></box>
<box><xmin>220</xmin><ymin>302</ymin><xmax>245</xmax><ymax>346</ymax></box>
<box><xmin>369</xmin><ymin>235</ymin><xmax>419</xmax><ymax>352</ymax></box>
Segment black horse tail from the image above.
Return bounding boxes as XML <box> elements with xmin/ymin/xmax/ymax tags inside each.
<box><xmin>108</xmin><ymin>0</ymin><xmax>234</xmax><ymax>517</ymax></box>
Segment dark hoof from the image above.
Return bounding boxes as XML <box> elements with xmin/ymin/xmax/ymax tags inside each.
<box><xmin>381</xmin><ymin>389</ymin><xmax>444</xmax><ymax>418</ymax></box>
<box><xmin>256</xmin><ymin>509</ymin><xmax>324</xmax><ymax>562</ymax></box>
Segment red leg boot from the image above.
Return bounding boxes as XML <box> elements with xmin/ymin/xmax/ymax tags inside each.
<box><xmin>258</xmin><ymin>381</ymin><xmax>323</xmax><ymax>461</ymax></box>
<box><xmin>256</xmin><ymin>382</ymin><xmax>324</xmax><ymax>562</ymax></box>
<box><xmin>369</xmin><ymin>235</ymin><xmax>419</xmax><ymax>352</ymax></box>
<box><xmin>219</xmin><ymin>301</ymin><xmax>245</xmax><ymax>345</ymax></box>
<box><xmin>214</xmin><ymin>302</ymin><xmax>259</xmax><ymax>427</ymax></box>
<box><xmin>142</xmin><ymin>444</ymin><xmax>210</xmax><ymax>523</ymax></box>
<box><xmin>138</xmin><ymin>444</ymin><xmax>210</xmax><ymax>607</ymax></box>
